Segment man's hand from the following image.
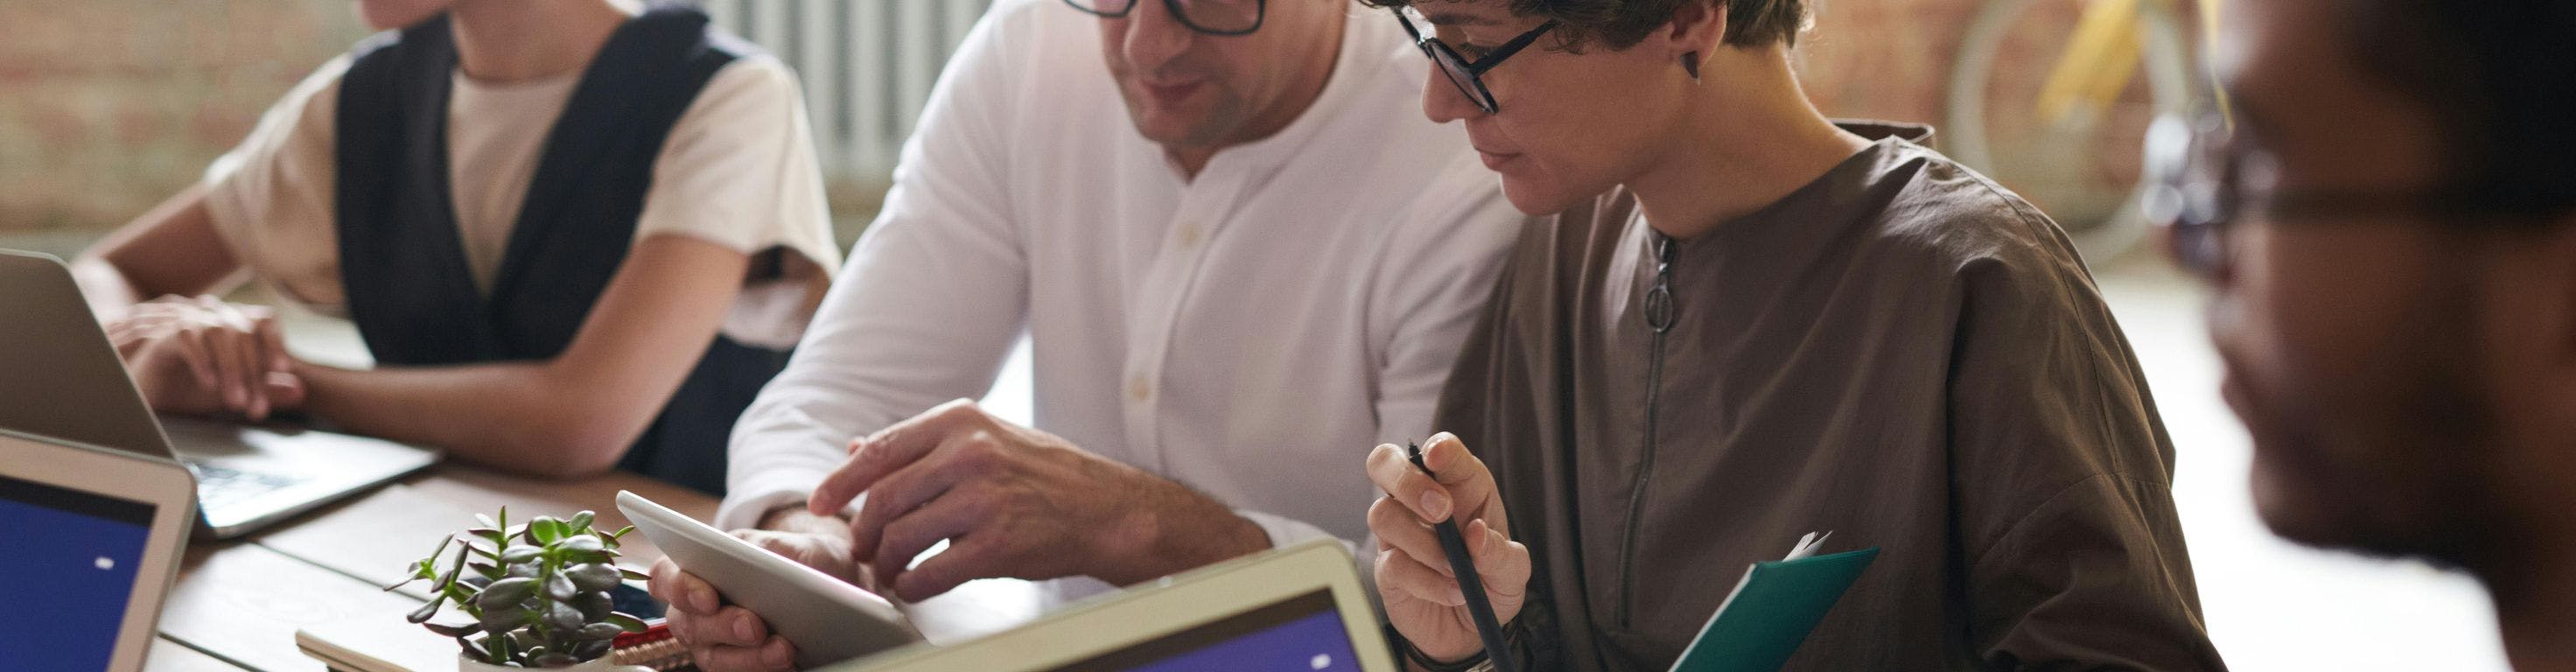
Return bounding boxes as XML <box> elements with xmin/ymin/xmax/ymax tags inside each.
<box><xmin>1365</xmin><ymin>432</ymin><xmax>1531</xmax><ymax>664</ymax></box>
<box><xmin>743</xmin><ymin>506</ymin><xmax>878</xmax><ymax>592</ymax></box>
<box><xmin>806</xmin><ymin>399</ymin><xmax>1271</xmax><ymax>602</ymax></box>
<box><xmin>647</xmin><ymin>508</ymin><xmax>874</xmax><ymax>672</ymax></box>
<box><xmin>107</xmin><ymin>295</ymin><xmax>304</xmax><ymax>420</ymax></box>
<box><xmin>649</xmin><ymin>556</ymin><xmax>798</xmax><ymax>672</ymax></box>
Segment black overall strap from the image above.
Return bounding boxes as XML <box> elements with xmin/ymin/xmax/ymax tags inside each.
<box><xmin>483</xmin><ymin>7</ymin><xmax>742</xmax><ymax>355</ymax></box>
<box><xmin>335</xmin><ymin>14</ymin><xmax>494</xmax><ymax>364</ymax></box>
<box><xmin>333</xmin><ymin>6</ymin><xmax>780</xmax><ymax>494</ymax></box>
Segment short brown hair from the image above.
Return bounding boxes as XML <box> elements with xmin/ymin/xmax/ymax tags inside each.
<box><xmin>1360</xmin><ymin>0</ymin><xmax>1810</xmax><ymax>51</ymax></box>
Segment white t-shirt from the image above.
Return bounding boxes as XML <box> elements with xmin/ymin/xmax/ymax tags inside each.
<box><xmin>718</xmin><ymin>0</ymin><xmax>1525</xmax><ymax>606</ymax></box>
<box><xmin>200</xmin><ymin>44</ymin><xmax>841</xmax><ymax>349</ymax></box>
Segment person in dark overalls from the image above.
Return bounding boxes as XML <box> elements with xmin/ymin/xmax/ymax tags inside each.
<box><xmin>71</xmin><ymin>0</ymin><xmax>842</xmax><ymax>495</ymax></box>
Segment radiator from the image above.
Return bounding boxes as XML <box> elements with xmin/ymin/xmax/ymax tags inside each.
<box><xmin>699</xmin><ymin>0</ymin><xmax>995</xmax><ymax>179</ymax></box>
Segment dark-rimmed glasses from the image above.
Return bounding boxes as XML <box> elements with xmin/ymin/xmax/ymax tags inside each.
<box><xmin>1062</xmin><ymin>0</ymin><xmax>1267</xmax><ymax>36</ymax></box>
<box><xmin>1391</xmin><ymin>8</ymin><xmax>1558</xmax><ymax>114</ymax></box>
<box><xmin>2143</xmin><ymin>108</ymin><xmax>2512</xmax><ymax>280</ymax></box>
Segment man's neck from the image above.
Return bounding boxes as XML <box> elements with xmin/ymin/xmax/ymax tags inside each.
<box><xmin>449</xmin><ymin>0</ymin><xmax>630</xmax><ymax>84</ymax></box>
<box><xmin>2486</xmin><ymin>515</ymin><xmax>2576</xmax><ymax>669</ymax></box>
<box><xmin>1168</xmin><ymin>146</ymin><xmax>1220</xmax><ymax>181</ymax></box>
<box><xmin>1625</xmin><ymin>44</ymin><xmax>1871</xmax><ymax>241</ymax></box>
<box><xmin>1164</xmin><ymin>12</ymin><xmax>1345</xmax><ymax>181</ymax></box>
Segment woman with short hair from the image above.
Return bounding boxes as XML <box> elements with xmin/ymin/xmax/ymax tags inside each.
<box><xmin>1357</xmin><ymin>0</ymin><xmax>2230</xmax><ymax>668</ymax></box>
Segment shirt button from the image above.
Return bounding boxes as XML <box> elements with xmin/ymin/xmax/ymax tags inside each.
<box><xmin>1128</xmin><ymin>375</ymin><xmax>1152</xmax><ymax>402</ymax></box>
<box><xmin>1178</xmin><ymin>221</ymin><xmax>1204</xmax><ymax>248</ymax></box>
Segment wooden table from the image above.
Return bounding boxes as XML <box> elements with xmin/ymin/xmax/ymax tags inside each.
<box><xmin>147</xmin><ymin>465</ymin><xmax>1040</xmax><ymax>671</ymax></box>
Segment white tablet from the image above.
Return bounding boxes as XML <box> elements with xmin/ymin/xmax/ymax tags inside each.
<box><xmin>0</xmin><ymin>428</ymin><xmax>199</xmax><ymax>672</ymax></box>
<box><xmin>835</xmin><ymin>540</ymin><xmax>1399</xmax><ymax>672</ymax></box>
<box><xmin>617</xmin><ymin>490</ymin><xmax>921</xmax><ymax>668</ymax></box>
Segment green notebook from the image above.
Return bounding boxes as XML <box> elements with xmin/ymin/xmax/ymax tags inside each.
<box><xmin>1668</xmin><ymin>532</ymin><xmax>1880</xmax><ymax>672</ymax></box>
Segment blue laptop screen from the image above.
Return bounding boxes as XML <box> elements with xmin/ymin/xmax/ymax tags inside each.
<box><xmin>0</xmin><ymin>472</ymin><xmax>155</xmax><ymax>672</ymax></box>
<box><xmin>1054</xmin><ymin>589</ymin><xmax>1365</xmax><ymax>672</ymax></box>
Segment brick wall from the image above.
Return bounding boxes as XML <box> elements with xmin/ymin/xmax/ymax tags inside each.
<box><xmin>0</xmin><ymin>0</ymin><xmax>366</xmax><ymax>233</ymax></box>
<box><xmin>1805</xmin><ymin>0</ymin><xmax>1988</xmax><ymax>127</ymax></box>
<box><xmin>0</xmin><ymin>0</ymin><xmax>2082</xmax><ymax>235</ymax></box>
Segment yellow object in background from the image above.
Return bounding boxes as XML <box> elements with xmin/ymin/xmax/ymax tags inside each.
<box><xmin>2037</xmin><ymin>0</ymin><xmax>2146</xmax><ymax>125</ymax></box>
<box><xmin>2034</xmin><ymin>0</ymin><xmax>2228</xmax><ymax>126</ymax></box>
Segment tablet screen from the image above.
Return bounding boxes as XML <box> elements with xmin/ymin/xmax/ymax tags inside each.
<box><xmin>1051</xmin><ymin>589</ymin><xmax>1363</xmax><ymax>672</ymax></box>
<box><xmin>0</xmin><ymin>472</ymin><xmax>157</xmax><ymax>672</ymax></box>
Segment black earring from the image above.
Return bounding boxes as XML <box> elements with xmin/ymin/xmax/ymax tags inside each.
<box><xmin>1682</xmin><ymin>52</ymin><xmax>1702</xmax><ymax>83</ymax></box>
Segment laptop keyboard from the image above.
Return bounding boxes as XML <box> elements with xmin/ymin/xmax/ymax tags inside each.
<box><xmin>186</xmin><ymin>461</ymin><xmax>302</xmax><ymax>510</ymax></box>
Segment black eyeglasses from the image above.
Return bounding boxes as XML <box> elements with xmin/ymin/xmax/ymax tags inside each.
<box><xmin>1062</xmin><ymin>0</ymin><xmax>1266</xmax><ymax>36</ymax></box>
<box><xmin>1391</xmin><ymin>9</ymin><xmax>1558</xmax><ymax>114</ymax></box>
<box><xmin>2143</xmin><ymin>109</ymin><xmax>2510</xmax><ymax>280</ymax></box>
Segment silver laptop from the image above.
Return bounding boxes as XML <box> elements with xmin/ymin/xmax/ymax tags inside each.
<box><xmin>835</xmin><ymin>540</ymin><xmax>1400</xmax><ymax>672</ymax></box>
<box><xmin>0</xmin><ymin>248</ymin><xmax>439</xmax><ymax>539</ymax></box>
<box><xmin>0</xmin><ymin>427</ymin><xmax>199</xmax><ymax>671</ymax></box>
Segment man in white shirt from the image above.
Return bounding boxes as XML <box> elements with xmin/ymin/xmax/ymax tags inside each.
<box><xmin>646</xmin><ymin>0</ymin><xmax>1520</xmax><ymax>668</ymax></box>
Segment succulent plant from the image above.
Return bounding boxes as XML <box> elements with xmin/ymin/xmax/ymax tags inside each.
<box><xmin>388</xmin><ymin>507</ymin><xmax>651</xmax><ymax>668</ymax></box>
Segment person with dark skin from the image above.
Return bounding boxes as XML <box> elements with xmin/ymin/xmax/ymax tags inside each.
<box><xmin>2174</xmin><ymin>0</ymin><xmax>2576</xmax><ymax>669</ymax></box>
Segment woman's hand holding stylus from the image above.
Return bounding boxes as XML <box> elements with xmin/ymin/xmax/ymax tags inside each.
<box><xmin>1364</xmin><ymin>432</ymin><xmax>1533</xmax><ymax>664</ymax></box>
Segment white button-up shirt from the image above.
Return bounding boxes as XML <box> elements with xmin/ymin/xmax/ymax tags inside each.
<box><xmin>718</xmin><ymin>0</ymin><xmax>1521</xmax><ymax>605</ymax></box>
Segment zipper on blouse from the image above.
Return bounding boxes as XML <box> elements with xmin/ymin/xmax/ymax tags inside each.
<box><xmin>1617</xmin><ymin>232</ymin><xmax>1677</xmax><ymax>630</ymax></box>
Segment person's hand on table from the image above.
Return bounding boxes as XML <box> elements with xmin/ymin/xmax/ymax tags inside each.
<box><xmin>107</xmin><ymin>295</ymin><xmax>304</xmax><ymax>420</ymax></box>
<box><xmin>650</xmin><ymin>555</ymin><xmax>798</xmax><ymax>672</ymax></box>
<box><xmin>1365</xmin><ymin>432</ymin><xmax>1531</xmax><ymax>664</ymax></box>
<box><xmin>806</xmin><ymin>399</ymin><xmax>1271</xmax><ymax>602</ymax></box>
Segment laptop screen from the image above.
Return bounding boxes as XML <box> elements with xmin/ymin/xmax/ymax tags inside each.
<box><xmin>1049</xmin><ymin>589</ymin><xmax>1364</xmax><ymax>672</ymax></box>
<box><xmin>0</xmin><ymin>472</ymin><xmax>157</xmax><ymax>671</ymax></box>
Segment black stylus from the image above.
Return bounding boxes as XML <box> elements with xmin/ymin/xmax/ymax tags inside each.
<box><xmin>1407</xmin><ymin>440</ymin><xmax>1516</xmax><ymax>672</ymax></box>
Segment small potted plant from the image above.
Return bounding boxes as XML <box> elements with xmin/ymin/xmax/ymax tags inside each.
<box><xmin>388</xmin><ymin>507</ymin><xmax>654</xmax><ymax>670</ymax></box>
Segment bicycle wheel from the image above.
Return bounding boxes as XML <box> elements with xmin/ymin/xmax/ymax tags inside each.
<box><xmin>1944</xmin><ymin>0</ymin><xmax>2194</xmax><ymax>264</ymax></box>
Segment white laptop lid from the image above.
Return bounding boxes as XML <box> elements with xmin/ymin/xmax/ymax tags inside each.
<box><xmin>834</xmin><ymin>540</ymin><xmax>1398</xmax><ymax>672</ymax></box>
<box><xmin>0</xmin><ymin>428</ymin><xmax>198</xmax><ymax>671</ymax></box>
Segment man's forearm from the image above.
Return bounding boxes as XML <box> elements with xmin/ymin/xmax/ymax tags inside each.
<box><xmin>1094</xmin><ymin>484</ymin><xmax>1272</xmax><ymax>585</ymax></box>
